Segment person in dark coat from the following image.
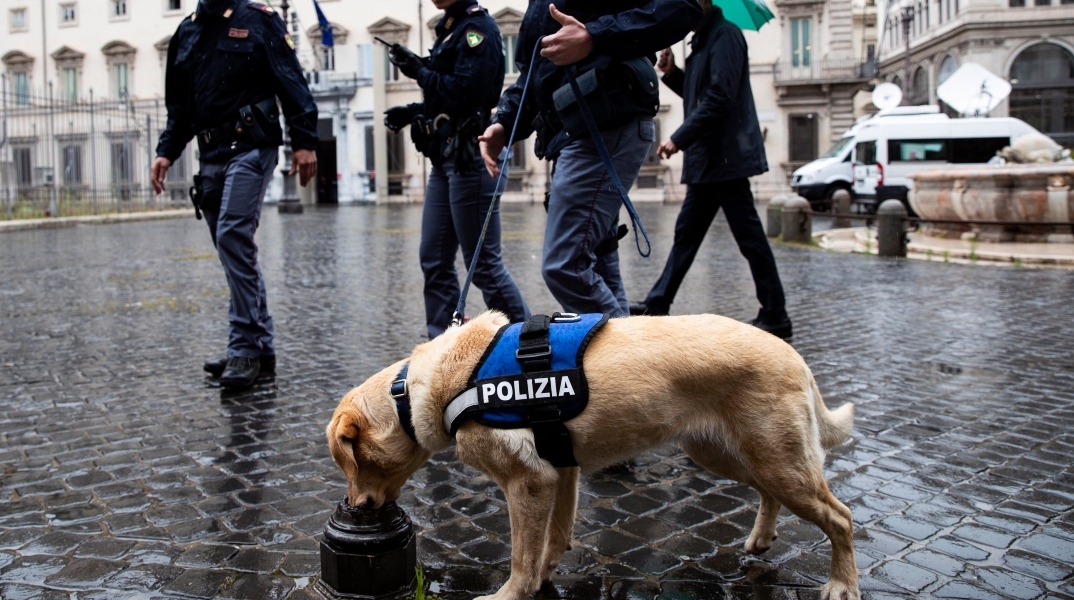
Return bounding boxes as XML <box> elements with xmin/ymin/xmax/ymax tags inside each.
<box><xmin>384</xmin><ymin>0</ymin><xmax>530</xmax><ymax>339</ymax></box>
<box><xmin>629</xmin><ymin>3</ymin><xmax>792</xmax><ymax>339</ymax></box>
<box><xmin>152</xmin><ymin>0</ymin><xmax>319</xmax><ymax>388</ymax></box>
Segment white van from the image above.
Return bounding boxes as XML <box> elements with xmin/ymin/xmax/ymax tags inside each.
<box><xmin>851</xmin><ymin>112</ymin><xmax>1039</xmax><ymax>205</ymax></box>
<box><xmin>791</xmin><ymin>106</ymin><xmax>949</xmax><ymax>208</ymax></box>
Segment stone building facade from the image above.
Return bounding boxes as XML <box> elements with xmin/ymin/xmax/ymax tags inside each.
<box><xmin>878</xmin><ymin>0</ymin><xmax>1074</xmax><ymax>146</ymax></box>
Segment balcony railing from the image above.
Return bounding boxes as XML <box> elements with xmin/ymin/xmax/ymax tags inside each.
<box><xmin>773</xmin><ymin>59</ymin><xmax>878</xmax><ymax>83</ymax></box>
<box><xmin>305</xmin><ymin>72</ymin><xmax>371</xmax><ymax>96</ymax></box>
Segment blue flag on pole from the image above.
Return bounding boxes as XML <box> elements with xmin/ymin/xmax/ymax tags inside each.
<box><xmin>312</xmin><ymin>0</ymin><xmax>333</xmax><ymax>47</ymax></box>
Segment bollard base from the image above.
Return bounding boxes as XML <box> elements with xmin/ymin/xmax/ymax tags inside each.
<box><xmin>278</xmin><ymin>201</ymin><xmax>305</xmax><ymax>214</ymax></box>
<box><xmin>318</xmin><ymin>499</ymin><xmax>417</xmax><ymax>600</ymax></box>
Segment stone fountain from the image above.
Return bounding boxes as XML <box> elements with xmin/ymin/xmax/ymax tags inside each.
<box><xmin>909</xmin><ymin>134</ymin><xmax>1074</xmax><ymax>243</ymax></box>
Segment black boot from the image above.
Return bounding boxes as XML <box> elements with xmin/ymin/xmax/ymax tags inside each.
<box><xmin>628</xmin><ymin>301</ymin><xmax>668</xmax><ymax>316</ymax></box>
<box><xmin>219</xmin><ymin>357</ymin><xmax>261</xmax><ymax>390</ymax></box>
<box><xmin>748</xmin><ymin>315</ymin><xmax>793</xmax><ymax>340</ymax></box>
<box><xmin>204</xmin><ymin>355</ymin><xmax>276</xmax><ymax>379</ymax></box>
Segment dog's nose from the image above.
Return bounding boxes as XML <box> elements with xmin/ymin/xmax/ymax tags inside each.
<box><xmin>358</xmin><ymin>497</ymin><xmax>376</xmax><ymax>510</ymax></box>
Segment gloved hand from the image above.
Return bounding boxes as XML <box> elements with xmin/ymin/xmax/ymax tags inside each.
<box><xmin>388</xmin><ymin>44</ymin><xmax>424</xmax><ymax>80</ymax></box>
<box><xmin>384</xmin><ymin>104</ymin><xmax>420</xmax><ymax>132</ymax></box>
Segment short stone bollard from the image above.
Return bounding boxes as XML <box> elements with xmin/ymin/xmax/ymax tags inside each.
<box><xmin>876</xmin><ymin>199</ymin><xmax>908</xmax><ymax>257</ymax></box>
<box><xmin>318</xmin><ymin>499</ymin><xmax>417</xmax><ymax>600</ymax></box>
<box><xmin>780</xmin><ymin>196</ymin><xmax>812</xmax><ymax>244</ymax></box>
<box><xmin>832</xmin><ymin>189</ymin><xmax>852</xmax><ymax>228</ymax></box>
<box><xmin>766</xmin><ymin>194</ymin><xmax>787</xmax><ymax>238</ymax></box>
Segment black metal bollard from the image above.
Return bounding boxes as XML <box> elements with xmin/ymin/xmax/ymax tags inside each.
<box><xmin>780</xmin><ymin>196</ymin><xmax>812</xmax><ymax>244</ymax></box>
<box><xmin>766</xmin><ymin>194</ymin><xmax>787</xmax><ymax>238</ymax></box>
<box><xmin>317</xmin><ymin>499</ymin><xmax>417</xmax><ymax>599</ymax></box>
<box><xmin>876</xmin><ymin>199</ymin><xmax>908</xmax><ymax>257</ymax></box>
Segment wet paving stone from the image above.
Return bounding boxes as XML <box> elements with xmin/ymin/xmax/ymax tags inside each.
<box><xmin>2</xmin><ymin>205</ymin><xmax>1074</xmax><ymax>598</ymax></box>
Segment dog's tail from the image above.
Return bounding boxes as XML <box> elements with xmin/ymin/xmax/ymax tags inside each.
<box><xmin>810</xmin><ymin>374</ymin><xmax>854</xmax><ymax>449</ymax></box>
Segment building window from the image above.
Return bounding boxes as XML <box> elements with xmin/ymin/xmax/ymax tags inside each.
<box><xmin>62</xmin><ymin>145</ymin><xmax>83</xmax><ymax>185</ymax></box>
<box><xmin>504</xmin><ymin>34</ymin><xmax>518</xmax><ymax>74</ymax></box>
<box><xmin>1009</xmin><ymin>0</ymin><xmax>1025</xmax><ymax>6</ymax></box>
<box><xmin>112</xmin><ymin>0</ymin><xmax>127</xmax><ymax>18</ymax></box>
<box><xmin>1009</xmin><ymin>43</ymin><xmax>1074</xmax><ymax>146</ymax></box>
<box><xmin>387</xmin><ymin>130</ymin><xmax>405</xmax><ymax>174</ymax></box>
<box><xmin>166</xmin><ymin>0</ymin><xmax>182</xmax><ymax>11</ymax></box>
<box><xmin>14</xmin><ymin>148</ymin><xmax>33</xmax><ymax>187</ymax></box>
<box><xmin>910</xmin><ymin>67</ymin><xmax>929</xmax><ymax>105</ymax></box>
<box><xmin>364</xmin><ymin>125</ymin><xmax>375</xmax><ymax>172</ymax></box>
<box><xmin>789</xmin><ymin>114</ymin><xmax>817</xmax><ymax>163</ymax></box>
<box><xmin>61</xmin><ymin>3</ymin><xmax>77</xmax><ymax>24</ymax></box>
<box><xmin>789</xmin><ymin>18</ymin><xmax>811</xmax><ymax>68</ymax></box>
<box><xmin>11</xmin><ymin>8</ymin><xmax>27</xmax><ymax>30</ymax></box>
<box><xmin>14</xmin><ymin>72</ymin><xmax>30</xmax><ymax>105</ymax></box>
<box><xmin>63</xmin><ymin>67</ymin><xmax>78</xmax><ymax>102</ymax></box>
<box><xmin>1035</xmin><ymin>0</ymin><xmax>1051</xmax><ymax>4</ymax></box>
<box><xmin>111</xmin><ymin>142</ymin><xmax>132</xmax><ymax>185</ymax></box>
<box><xmin>321</xmin><ymin>46</ymin><xmax>335</xmax><ymax>71</ymax></box>
<box><xmin>357</xmin><ymin>43</ymin><xmax>373</xmax><ymax>78</ymax></box>
<box><xmin>114</xmin><ymin>63</ymin><xmax>129</xmax><ymax>98</ymax></box>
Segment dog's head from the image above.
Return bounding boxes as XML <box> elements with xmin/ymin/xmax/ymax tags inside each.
<box><xmin>326</xmin><ymin>311</ymin><xmax>508</xmax><ymax>509</ymax></box>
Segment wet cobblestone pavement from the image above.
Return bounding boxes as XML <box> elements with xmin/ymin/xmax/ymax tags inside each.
<box><xmin>2</xmin><ymin>204</ymin><xmax>1073</xmax><ymax>600</ymax></box>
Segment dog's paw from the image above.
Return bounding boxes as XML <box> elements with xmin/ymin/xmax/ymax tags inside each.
<box><xmin>743</xmin><ymin>532</ymin><xmax>775</xmax><ymax>555</ymax></box>
<box><xmin>821</xmin><ymin>580</ymin><xmax>860</xmax><ymax>600</ymax></box>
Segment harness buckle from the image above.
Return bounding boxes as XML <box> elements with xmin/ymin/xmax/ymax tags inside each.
<box><xmin>516</xmin><ymin>344</ymin><xmax>551</xmax><ymax>360</ymax></box>
<box><xmin>551</xmin><ymin>312</ymin><xmax>581</xmax><ymax>323</ymax></box>
<box><xmin>390</xmin><ymin>377</ymin><xmax>408</xmax><ymax>399</ymax></box>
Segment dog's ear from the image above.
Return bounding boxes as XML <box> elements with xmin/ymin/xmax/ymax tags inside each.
<box><xmin>327</xmin><ymin>410</ymin><xmax>365</xmax><ymax>496</ymax></box>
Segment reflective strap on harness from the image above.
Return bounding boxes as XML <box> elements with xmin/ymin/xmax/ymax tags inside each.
<box><xmin>443</xmin><ymin>387</ymin><xmax>479</xmax><ymax>435</ymax></box>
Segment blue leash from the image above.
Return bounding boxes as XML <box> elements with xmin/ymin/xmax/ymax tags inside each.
<box><xmin>563</xmin><ymin>65</ymin><xmax>651</xmax><ymax>259</ymax></box>
<box><xmin>451</xmin><ymin>40</ymin><xmax>650</xmax><ymax>327</ymax></box>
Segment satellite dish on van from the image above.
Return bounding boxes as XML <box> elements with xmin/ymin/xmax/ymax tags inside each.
<box><xmin>872</xmin><ymin>83</ymin><xmax>903</xmax><ymax>110</ymax></box>
<box><xmin>936</xmin><ymin>62</ymin><xmax>1012</xmax><ymax>117</ymax></box>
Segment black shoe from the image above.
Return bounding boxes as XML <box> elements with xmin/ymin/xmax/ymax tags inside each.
<box><xmin>749</xmin><ymin>316</ymin><xmax>793</xmax><ymax>340</ymax></box>
<box><xmin>204</xmin><ymin>355</ymin><xmax>275</xmax><ymax>379</ymax></box>
<box><xmin>219</xmin><ymin>357</ymin><xmax>261</xmax><ymax>390</ymax></box>
<box><xmin>628</xmin><ymin>301</ymin><xmax>668</xmax><ymax>316</ymax></box>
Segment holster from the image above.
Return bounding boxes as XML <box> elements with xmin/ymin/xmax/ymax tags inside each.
<box><xmin>550</xmin><ymin>56</ymin><xmax>660</xmax><ymax>140</ymax></box>
<box><xmin>410</xmin><ymin>114</ymin><xmax>434</xmax><ymax>157</ymax></box>
<box><xmin>189</xmin><ymin>173</ymin><xmax>203</xmax><ymax>220</ymax></box>
<box><xmin>197</xmin><ymin>98</ymin><xmax>281</xmax><ymax>155</ymax></box>
<box><xmin>450</xmin><ymin>117</ymin><xmax>480</xmax><ymax>174</ymax></box>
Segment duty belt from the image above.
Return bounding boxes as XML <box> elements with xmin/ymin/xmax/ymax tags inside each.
<box><xmin>197</xmin><ymin>98</ymin><xmax>279</xmax><ymax>153</ymax></box>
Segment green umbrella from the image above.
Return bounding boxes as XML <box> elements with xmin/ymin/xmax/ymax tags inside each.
<box><xmin>712</xmin><ymin>0</ymin><xmax>774</xmax><ymax>31</ymax></box>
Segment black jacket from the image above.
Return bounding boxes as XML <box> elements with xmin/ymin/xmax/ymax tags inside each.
<box><xmin>156</xmin><ymin>0</ymin><xmax>318</xmax><ymax>163</ymax></box>
<box><xmin>493</xmin><ymin>0</ymin><xmax>700</xmax><ymax>157</ymax></box>
<box><xmin>666</xmin><ymin>8</ymin><xmax>767</xmax><ymax>184</ymax></box>
<box><xmin>415</xmin><ymin>0</ymin><xmax>504</xmax><ymax>123</ymax></box>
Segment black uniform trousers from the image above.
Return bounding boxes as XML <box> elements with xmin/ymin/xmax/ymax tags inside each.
<box><xmin>644</xmin><ymin>177</ymin><xmax>787</xmax><ymax>321</ymax></box>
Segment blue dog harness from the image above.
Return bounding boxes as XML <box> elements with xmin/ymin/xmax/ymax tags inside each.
<box><xmin>392</xmin><ymin>313</ymin><xmax>607</xmax><ymax>468</ymax></box>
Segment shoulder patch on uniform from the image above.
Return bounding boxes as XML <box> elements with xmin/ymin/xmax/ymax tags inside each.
<box><xmin>465</xmin><ymin>30</ymin><xmax>484</xmax><ymax>48</ymax></box>
<box><xmin>247</xmin><ymin>1</ymin><xmax>274</xmax><ymax>14</ymax></box>
<box><xmin>285</xmin><ymin>33</ymin><xmax>295</xmax><ymax>49</ymax></box>
<box><xmin>467</xmin><ymin>4</ymin><xmax>482</xmax><ymax>13</ymax></box>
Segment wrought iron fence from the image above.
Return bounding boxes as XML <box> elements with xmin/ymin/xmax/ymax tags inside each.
<box><xmin>0</xmin><ymin>77</ymin><xmax>195</xmax><ymax>220</ymax></box>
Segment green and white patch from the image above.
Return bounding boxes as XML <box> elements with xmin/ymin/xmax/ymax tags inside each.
<box><xmin>465</xmin><ymin>30</ymin><xmax>484</xmax><ymax>48</ymax></box>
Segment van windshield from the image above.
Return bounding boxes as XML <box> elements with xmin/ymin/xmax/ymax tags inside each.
<box><xmin>821</xmin><ymin>137</ymin><xmax>853</xmax><ymax>159</ymax></box>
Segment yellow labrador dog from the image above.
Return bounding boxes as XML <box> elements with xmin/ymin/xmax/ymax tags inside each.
<box><xmin>327</xmin><ymin>311</ymin><xmax>859</xmax><ymax>600</ymax></box>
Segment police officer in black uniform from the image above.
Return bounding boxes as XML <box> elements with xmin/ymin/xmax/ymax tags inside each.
<box><xmin>152</xmin><ymin>0</ymin><xmax>318</xmax><ymax>389</ymax></box>
<box><xmin>383</xmin><ymin>0</ymin><xmax>530</xmax><ymax>339</ymax></box>
<box><xmin>479</xmin><ymin>0</ymin><xmax>699</xmax><ymax>318</ymax></box>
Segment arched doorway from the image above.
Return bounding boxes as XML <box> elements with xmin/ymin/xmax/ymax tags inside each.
<box><xmin>910</xmin><ymin>66</ymin><xmax>929</xmax><ymax>105</ymax></box>
<box><xmin>1009</xmin><ymin>43</ymin><xmax>1074</xmax><ymax>147</ymax></box>
<box><xmin>937</xmin><ymin>55</ymin><xmax>959</xmax><ymax>117</ymax></box>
